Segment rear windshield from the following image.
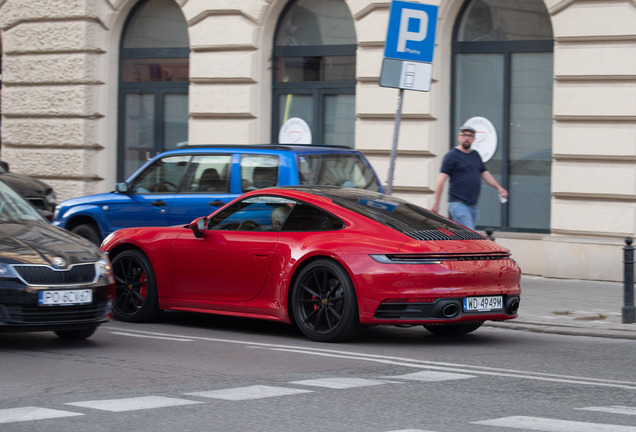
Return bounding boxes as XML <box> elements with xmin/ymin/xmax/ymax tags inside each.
<box><xmin>334</xmin><ymin>193</ymin><xmax>485</xmax><ymax>240</ymax></box>
<box><xmin>297</xmin><ymin>154</ymin><xmax>380</xmax><ymax>191</ymax></box>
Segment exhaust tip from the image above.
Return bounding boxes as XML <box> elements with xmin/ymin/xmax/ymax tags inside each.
<box><xmin>441</xmin><ymin>303</ymin><xmax>460</xmax><ymax>318</ymax></box>
<box><xmin>508</xmin><ymin>299</ymin><xmax>520</xmax><ymax>314</ymax></box>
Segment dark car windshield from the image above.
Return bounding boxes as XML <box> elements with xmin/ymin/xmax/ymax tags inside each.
<box><xmin>0</xmin><ymin>180</ymin><xmax>46</xmax><ymax>222</ymax></box>
<box><xmin>332</xmin><ymin>190</ymin><xmax>485</xmax><ymax>240</ymax></box>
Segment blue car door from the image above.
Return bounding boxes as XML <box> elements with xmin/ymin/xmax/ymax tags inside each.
<box><xmin>109</xmin><ymin>154</ymin><xmax>190</xmax><ymax>229</ymax></box>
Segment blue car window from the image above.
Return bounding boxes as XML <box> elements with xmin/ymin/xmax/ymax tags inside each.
<box><xmin>241</xmin><ymin>155</ymin><xmax>280</xmax><ymax>191</ymax></box>
<box><xmin>297</xmin><ymin>154</ymin><xmax>380</xmax><ymax>191</ymax></box>
<box><xmin>183</xmin><ymin>155</ymin><xmax>232</xmax><ymax>193</ymax></box>
<box><xmin>129</xmin><ymin>155</ymin><xmax>190</xmax><ymax>194</ymax></box>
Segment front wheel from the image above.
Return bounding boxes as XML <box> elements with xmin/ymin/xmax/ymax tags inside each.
<box><xmin>423</xmin><ymin>321</ymin><xmax>484</xmax><ymax>335</ymax></box>
<box><xmin>111</xmin><ymin>249</ymin><xmax>161</xmax><ymax>322</ymax></box>
<box><xmin>54</xmin><ymin>326</ymin><xmax>97</xmax><ymax>340</ymax></box>
<box><xmin>71</xmin><ymin>223</ymin><xmax>101</xmax><ymax>245</ymax></box>
<box><xmin>291</xmin><ymin>259</ymin><xmax>364</xmax><ymax>342</ymax></box>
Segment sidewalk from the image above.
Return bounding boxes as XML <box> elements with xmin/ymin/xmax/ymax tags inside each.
<box><xmin>485</xmin><ymin>275</ymin><xmax>636</xmax><ymax>339</ymax></box>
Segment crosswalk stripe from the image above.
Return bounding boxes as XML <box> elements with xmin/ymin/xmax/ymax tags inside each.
<box><xmin>184</xmin><ymin>385</ymin><xmax>312</xmax><ymax>401</ymax></box>
<box><xmin>288</xmin><ymin>377</ymin><xmax>389</xmax><ymax>389</ymax></box>
<box><xmin>473</xmin><ymin>415</ymin><xmax>636</xmax><ymax>431</ymax></box>
<box><xmin>0</xmin><ymin>407</ymin><xmax>83</xmax><ymax>424</ymax></box>
<box><xmin>579</xmin><ymin>406</ymin><xmax>636</xmax><ymax>416</ymax></box>
<box><xmin>65</xmin><ymin>396</ymin><xmax>202</xmax><ymax>412</ymax></box>
<box><xmin>388</xmin><ymin>371</ymin><xmax>475</xmax><ymax>382</ymax></box>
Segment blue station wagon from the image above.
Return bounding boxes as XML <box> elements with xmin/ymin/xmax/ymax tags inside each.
<box><xmin>53</xmin><ymin>144</ymin><xmax>383</xmax><ymax>244</ymax></box>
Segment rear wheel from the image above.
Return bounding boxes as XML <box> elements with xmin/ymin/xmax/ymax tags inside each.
<box><xmin>423</xmin><ymin>321</ymin><xmax>484</xmax><ymax>335</ymax></box>
<box><xmin>111</xmin><ymin>249</ymin><xmax>161</xmax><ymax>322</ymax></box>
<box><xmin>291</xmin><ymin>259</ymin><xmax>364</xmax><ymax>342</ymax></box>
<box><xmin>54</xmin><ymin>326</ymin><xmax>97</xmax><ymax>340</ymax></box>
<box><xmin>71</xmin><ymin>223</ymin><xmax>101</xmax><ymax>245</ymax></box>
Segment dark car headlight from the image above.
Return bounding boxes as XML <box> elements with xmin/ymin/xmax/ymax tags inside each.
<box><xmin>0</xmin><ymin>263</ymin><xmax>18</xmax><ymax>279</ymax></box>
<box><xmin>46</xmin><ymin>191</ymin><xmax>57</xmax><ymax>206</ymax></box>
<box><xmin>96</xmin><ymin>256</ymin><xmax>114</xmax><ymax>281</ymax></box>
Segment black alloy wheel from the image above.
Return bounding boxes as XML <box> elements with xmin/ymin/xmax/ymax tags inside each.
<box><xmin>71</xmin><ymin>223</ymin><xmax>102</xmax><ymax>246</ymax></box>
<box><xmin>291</xmin><ymin>259</ymin><xmax>364</xmax><ymax>342</ymax></box>
<box><xmin>111</xmin><ymin>249</ymin><xmax>161</xmax><ymax>322</ymax></box>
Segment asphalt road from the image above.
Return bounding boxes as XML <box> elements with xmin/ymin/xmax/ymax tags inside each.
<box><xmin>2</xmin><ymin>313</ymin><xmax>635</xmax><ymax>432</ymax></box>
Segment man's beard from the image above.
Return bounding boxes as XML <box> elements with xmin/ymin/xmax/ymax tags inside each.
<box><xmin>461</xmin><ymin>141</ymin><xmax>472</xmax><ymax>150</ymax></box>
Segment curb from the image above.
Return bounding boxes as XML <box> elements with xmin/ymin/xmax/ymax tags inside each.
<box><xmin>484</xmin><ymin>320</ymin><xmax>636</xmax><ymax>340</ymax></box>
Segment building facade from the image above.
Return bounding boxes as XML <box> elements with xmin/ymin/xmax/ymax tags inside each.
<box><xmin>0</xmin><ymin>0</ymin><xmax>635</xmax><ymax>281</ymax></box>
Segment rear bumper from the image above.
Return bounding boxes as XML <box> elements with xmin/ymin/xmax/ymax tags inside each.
<box><xmin>368</xmin><ymin>295</ymin><xmax>520</xmax><ymax>325</ymax></box>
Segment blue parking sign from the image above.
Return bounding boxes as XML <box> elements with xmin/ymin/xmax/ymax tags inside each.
<box><xmin>384</xmin><ymin>1</ymin><xmax>438</xmax><ymax>63</ymax></box>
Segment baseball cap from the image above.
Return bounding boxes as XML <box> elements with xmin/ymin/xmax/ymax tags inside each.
<box><xmin>459</xmin><ymin>125</ymin><xmax>476</xmax><ymax>134</ymax></box>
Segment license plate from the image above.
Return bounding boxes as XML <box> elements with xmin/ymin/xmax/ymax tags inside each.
<box><xmin>38</xmin><ymin>289</ymin><xmax>93</xmax><ymax>306</ymax></box>
<box><xmin>463</xmin><ymin>296</ymin><xmax>503</xmax><ymax>312</ymax></box>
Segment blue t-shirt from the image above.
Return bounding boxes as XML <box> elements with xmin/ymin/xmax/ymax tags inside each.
<box><xmin>440</xmin><ymin>148</ymin><xmax>486</xmax><ymax>205</ymax></box>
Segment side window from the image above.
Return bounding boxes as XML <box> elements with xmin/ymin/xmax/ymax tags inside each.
<box><xmin>297</xmin><ymin>154</ymin><xmax>380</xmax><ymax>191</ymax></box>
<box><xmin>183</xmin><ymin>155</ymin><xmax>231</xmax><ymax>193</ymax></box>
<box><xmin>281</xmin><ymin>203</ymin><xmax>345</xmax><ymax>231</ymax></box>
<box><xmin>128</xmin><ymin>155</ymin><xmax>190</xmax><ymax>193</ymax></box>
<box><xmin>241</xmin><ymin>155</ymin><xmax>280</xmax><ymax>191</ymax></box>
<box><xmin>208</xmin><ymin>196</ymin><xmax>295</xmax><ymax>231</ymax></box>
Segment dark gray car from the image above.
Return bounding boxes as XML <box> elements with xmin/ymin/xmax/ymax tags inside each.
<box><xmin>0</xmin><ymin>161</ymin><xmax>57</xmax><ymax>213</ymax></box>
<box><xmin>0</xmin><ymin>178</ymin><xmax>115</xmax><ymax>339</ymax></box>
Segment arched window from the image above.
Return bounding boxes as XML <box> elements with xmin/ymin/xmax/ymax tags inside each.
<box><xmin>272</xmin><ymin>0</ymin><xmax>356</xmax><ymax>146</ymax></box>
<box><xmin>452</xmin><ymin>0</ymin><xmax>553</xmax><ymax>232</ymax></box>
<box><xmin>118</xmin><ymin>0</ymin><xmax>190</xmax><ymax>180</ymax></box>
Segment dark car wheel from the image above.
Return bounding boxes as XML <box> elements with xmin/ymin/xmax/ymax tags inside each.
<box><xmin>423</xmin><ymin>321</ymin><xmax>484</xmax><ymax>335</ymax></box>
<box><xmin>54</xmin><ymin>326</ymin><xmax>97</xmax><ymax>340</ymax></box>
<box><xmin>291</xmin><ymin>259</ymin><xmax>364</xmax><ymax>342</ymax></box>
<box><xmin>71</xmin><ymin>223</ymin><xmax>102</xmax><ymax>245</ymax></box>
<box><xmin>111</xmin><ymin>249</ymin><xmax>161</xmax><ymax>322</ymax></box>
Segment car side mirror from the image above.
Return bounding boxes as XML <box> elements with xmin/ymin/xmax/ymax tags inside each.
<box><xmin>116</xmin><ymin>182</ymin><xmax>129</xmax><ymax>193</ymax></box>
<box><xmin>190</xmin><ymin>216</ymin><xmax>208</xmax><ymax>238</ymax></box>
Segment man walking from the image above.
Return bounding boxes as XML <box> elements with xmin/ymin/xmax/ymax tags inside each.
<box><xmin>431</xmin><ymin>125</ymin><xmax>508</xmax><ymax>230</ymax></box>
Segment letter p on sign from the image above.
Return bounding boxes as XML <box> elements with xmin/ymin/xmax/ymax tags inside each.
<box><xmin>384</xmin><ymin>1</ymin><xmax>438</xmax><ymax>63</ymax></box>
<box><xmin>397</xmin><ymin>9</ymin><xmax>428</xmax><ymax>52</ymax></box>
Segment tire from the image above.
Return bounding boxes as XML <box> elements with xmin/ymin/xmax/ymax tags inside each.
<box><xmin>291</xmin><ymin>259</ymin><xmax>364</xmax><ymax>342</ymax></box>
<box><xmin>54</xmin><ymin>326</ymin><xmax>97</xmax><ymax>340</ymax></box>
<box><xmin>71</xmin><ymin>223</ymin><xmax>102</xmax><ymax>246</ymax></box>
<box><xmin>110</xmin><ymin>249</ymin><xmax>161</xmax><ymax>322</ymax></box>
<box><xmin>423</xmin><ymin>321</ymin><xmax>484</xmax><ymax>335</ymax></box>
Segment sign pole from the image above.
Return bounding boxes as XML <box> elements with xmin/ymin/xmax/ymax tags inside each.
<box><xmin>380</xmin><ymin>1</ymin><xmax>438</xmax><ymax>194</ymax></box>
<box><xmin>386</xmin><ymin>88</ymin><xmax>404</xmax><ymax>195</ymax></box>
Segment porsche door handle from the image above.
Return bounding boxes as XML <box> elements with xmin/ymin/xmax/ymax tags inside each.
<box><xmin>151</xmin><ymin>200</ymin><xmax>167</xmax><ymax>207</ymax></box>
<box><xmin>209</xmin><ymin>200</ymin><xmax>225</xmax><ymax>207</ymax></box>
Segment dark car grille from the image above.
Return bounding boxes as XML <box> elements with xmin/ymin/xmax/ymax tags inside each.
<box><xmin>406</xmin><ymin>229</ymin><xmax>486</xmax><ymax>241</ymax></box>
<box><xmin>27</xmin><ymin>197</ymin><xmax>48</xmax><ymax>211</ymax></box>
<box><xmin>4</xmin><ymin>304</ymin><xmax>108</xmax><ymax>324</ymax></box>
<box><xmin>12</xmin><ymin>263</ymin><xmax>97</xmax><ymax>286</ymax></box>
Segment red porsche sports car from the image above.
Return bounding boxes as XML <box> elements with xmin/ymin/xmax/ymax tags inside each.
<box><xmin>101</xmin><ymin>186</ymin><xmax>521</xmax><ymax>342</ymax></box>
